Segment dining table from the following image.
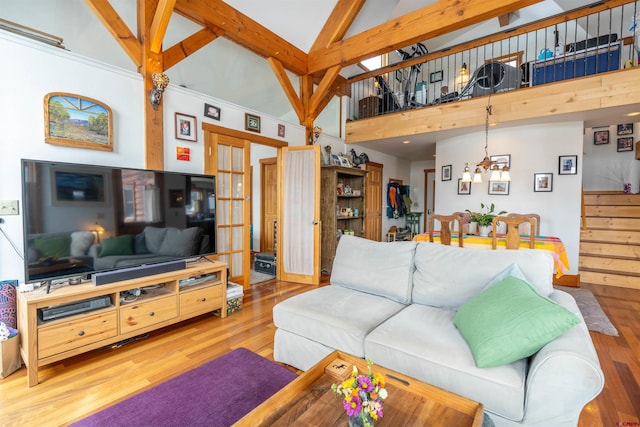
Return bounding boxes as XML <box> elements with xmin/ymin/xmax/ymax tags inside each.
<box><xmin>413</xmin><ymin>232</ymin><xmax>570</xmax><ymax>278</ymax></box>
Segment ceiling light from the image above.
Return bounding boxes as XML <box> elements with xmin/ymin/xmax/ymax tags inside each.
<box><xmin>460</xmin><ymin>104</ymin><xmax>511</xmax><ymax>183</ymax></box>
<box><xmin>626</xmin><ymin>111</ymin><xmax>640</xmax><ymax>117</ymax></box>
<box><xmin>402</xmin><ymin>140</ymin><xmax>410</xmax><ymax>144</ymax></box>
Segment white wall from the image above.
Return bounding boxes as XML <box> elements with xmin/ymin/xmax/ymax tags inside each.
<box><xmin>433</xmin><ymin>122</ymin><xmax>584</xmax><ymax>274</ymax></box>
<box><xmin>0</xmin><ymin>32</ymin><xmax>308</xmax><ymax>282</ymax></box>
<box><xmin>583</xmin><ymin>123</ymin><xmax>640</xmax><ymax>193</ymax></box>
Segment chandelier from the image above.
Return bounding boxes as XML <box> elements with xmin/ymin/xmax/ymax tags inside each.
<box><xmin>461</xmin><ymin>105</ymin><xmax>510</xmax><ymax>183</ymax></box>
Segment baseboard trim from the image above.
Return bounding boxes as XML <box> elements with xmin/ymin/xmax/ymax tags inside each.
<box><xmin>553</xmin><ymin>273</ymin><xmax>580</xmax><ymax>288</ymax></box>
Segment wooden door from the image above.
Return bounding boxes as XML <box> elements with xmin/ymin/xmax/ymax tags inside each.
<box><xmin>365</xmin><ymin>162</ymin><xmax>383</xmax><ymax>241</ymax></box>
<box><xmin>204</xmin><ymin>133</ymin><xmax>251</xmax><ymax>288</ymax></box>
<box><xmin>278</xmin><ymin>145</ymin><xmax>320</xmax><ymax>285</ymax></box>
<box><xmin>260</xmin><ymin>158</ymin><xmax>277</xmax><ymax>253</ymax></box>
<box><xmin>424</xmin><ymin>169</ymin><xmax>435</xmax><ymax>232</ymax></box>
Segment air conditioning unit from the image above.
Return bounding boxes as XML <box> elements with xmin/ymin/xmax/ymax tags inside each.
<box><xmin>472</xmin><ymin>62</ymin><xmax>521</xmax><ymax>97</ymax></box>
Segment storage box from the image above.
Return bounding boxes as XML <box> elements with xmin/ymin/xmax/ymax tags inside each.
<box><xmin>1</xmin><ymin>329</ymin><xmax>21</xmax><ymax>379</ymax></box>
<box><xmin>226</xmin><ymin>282</ymin><xmax>244</xmax><ymax>315</ymax></box>
<box><xmin>255</xmin><ymin>252</ymin><xmax>276</xmax><ymax>276</ymax></box>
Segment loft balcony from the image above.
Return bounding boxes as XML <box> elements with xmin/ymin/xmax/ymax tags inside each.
<box><xmin>345</xmin><ymin>0</ymin><xmax>640</xmax><ymax>148</ymax></box>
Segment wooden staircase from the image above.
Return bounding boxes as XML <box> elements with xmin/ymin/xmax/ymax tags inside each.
<box><xmin>579</xmin><ymin>192</ymin><xmax>640</xmax><ymax>291</ymax></box>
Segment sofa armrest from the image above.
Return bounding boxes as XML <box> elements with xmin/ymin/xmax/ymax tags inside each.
<box><xmin>88</xmin><ymin>244</ymin><xmax>101</xmax><ymax>259</ymax></box>
<box><xmin>520</xmin><ymin>291</ymin><xmax>604</xmax><ymax>427</ymax></box>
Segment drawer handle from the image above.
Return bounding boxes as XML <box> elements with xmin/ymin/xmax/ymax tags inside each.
<box><xmin>78</xmin><ymin>330</ymin><xmax>85</xmax><ymax>336</ymax></box>
<box><xmin>201</xmin><ymin>298</ymin><xmax>206</xmax><ymax>302</ymax></box>
<box><xmin>149</xmin><ymin>311</ymin><xmax>155</xmax><ymax>317</ymax></box>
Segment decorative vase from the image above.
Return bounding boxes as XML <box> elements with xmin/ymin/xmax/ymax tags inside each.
<box><xmin>624</xmin><ymin>183</ymin><xmax>631</xmax><ymax>194</ymax></box>
<box><xmin>478</xmin><ymin>225</ymin><xmax>491</xmax><ymax>237</ymax></box>
<box><xmin>348</xmin><ymin>412</ymin><xmax>374</xmax><ymax>427</ymax></box>
<box><xmin>467</xmin><ymin>222</ymin><xmax>477</xmax><ymax>235</ymax></box>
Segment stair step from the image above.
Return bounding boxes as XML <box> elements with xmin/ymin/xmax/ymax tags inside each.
<box><xmin>579</xmin><ymin>242</ymin><xmax>640</xmax><ymax>258</ymax></box>
<box><xmin>579</xmin><ymin>255</ymin><xmax>640</xmax><ymax>275</ymax></box>
<box><xmin>580</xmin><ymin>270</ymin><xmax>640</xmax><ymax>290</ymax></box>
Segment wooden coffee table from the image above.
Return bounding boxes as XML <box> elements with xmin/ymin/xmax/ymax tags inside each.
<box><xmin>234</xmin><ymin>351</ymin><xmax>485</xmax><ymax>426</ymax></box>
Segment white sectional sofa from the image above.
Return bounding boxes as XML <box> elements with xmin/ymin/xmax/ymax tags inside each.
<box><xmin>273</xmin><ymin>235</ymin><xmax>604</xmax><ymax>427</ymax></box>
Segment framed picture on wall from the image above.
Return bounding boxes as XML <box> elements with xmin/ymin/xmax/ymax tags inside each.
<box><xmin>204</xmin><ymin>103</ymin><xmax>220</xmax><ymax>120</ymax></box>
<box><xmin>441</xmin><ymin>164</ymin><xmax>452</xmax><ymax>181</ymax></box>
<box><xmin>534</xmin><ymin>172</ymin><xmax>553</xmax><ymax>192</ymax></box>
<box><xmin>175</xmin><ymin>113</ymin><xmax>197</xmax><ymax>142</ymax></box>
<box><xmin>558</xmin><ymin>155</ymin><xmax>577</xmax><ymax>175</ymax></box>
<box><xmin>488</xmin><ymin>181</ymin><xmax>509</xmax><ymax>195</ymax></box>
<box><xmin>458</xmin><ymin>179</ymin><xmax>471</xmax><ymax>195</ymax></box>
<box><xmin>617</xmin><ymin>123</ymin><xmax>633</xmax><ymax>135</ymax></box>
<box><xmin>429</xmin><ymin>70</ymin><xmax>443</xmax><ymax>83</ymax></box>
<box><xmin>490</xmin><ymin>154</ymin><xmax>510</xmax><ymax>168</ymax></box>
<box><xmin>593</xmin><ymin>130</ymin><xmax>609</xmax><ymax>145</ymax></box>
<box><xmin>617</xmin><ymin>137</ymin><xmax>634</xmax><ymax>152</ymax></box>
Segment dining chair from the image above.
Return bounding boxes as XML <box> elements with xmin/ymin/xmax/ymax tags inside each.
<box><xmin>492</xmin><ymin>215</ymin><xmax>536</xmax><ymax>249</ymax></box>
<box><xmin>507</xmin><ymin>213</ymin><xmax>540</xmax><ymax>236</ymax></box>
<box><xmin>429</xmin><ymin>213</ymin><xmax>463</xmax><ymax>247</ymax></box>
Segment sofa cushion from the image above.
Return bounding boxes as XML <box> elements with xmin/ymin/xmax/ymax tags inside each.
<box><xmin>70</xmin><ymin>231</ymin><xmax>95</xmax><ymax>256</ymax></box>
<box><xmin>134</xmin><ymin>232</ymin><xmax>150</xmax><ymax>254</ymax></box>
<box><xmin>143</xmin><ymin>227</ymin><xmax>168</xmax><ymax>253</ymax></box>
<box><xmin>454</xmin><ymin>275</ymin><xmax>581</xmax><ymax>368</ymax></box>
<box><xmin>99</xmin><ymin>235</ymin><xmax>134</xmax><ymax>257</ymax></box>
<box><xmin>34</xmin><ymin>235</ymin><xmax>71</xmax><ymax>258</ymax></box>
<box><xmin>331</xmin><ymin>235</ymin><xmax>417</xmax><ymax>304</ymax></box>
<box><xmin>158</xmin><ymin>227</ymin><xmax>201</xmax><ymax>257</ymax></box>
<box><xmin>273</xmin><ymin>285</ymin><xmax>407</xmax><ymax>358</ymax></box>
<box><xmin>364</xmin><ymin>303</ymin><xmax>527</xmax><ymax>422</ymax></box>
<box><xmin>412</xmin><ymin>243</ymin><xmax>554</xmax><ymax>309</ymax></box>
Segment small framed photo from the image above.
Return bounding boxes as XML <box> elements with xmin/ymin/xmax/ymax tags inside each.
<box><xmin>617</xmin><ymin>123</ymin><xmax>633</xmax><ymax>135</ymax></box>
<box><xmin>175</xmin><ymin>113</ymin><xmax>197</xmax><ymax>142</ymax></box>
<box><xmin>169</xmin><ymin>189</ymin><xmax>184</xmax><ymax>207</ymax></box>
<box><xmin>429</xmin><ymin>70</ymin><xmax>443</xmax><ymax>83</ymax></box>
<box><xmin>593</xmin><ymin>130</ymin><xmax>609</xmax><ymax>145</ymax></box>
<box><xmin>490</xmin><ymin>154</ymin><xmax>510</xmax><ymax>168</ymax></box>
<box><xmin>617</xmin><ymin>137</ymin><xmax>634</xmax><ymax>152</ymax></box>
<box><xmin>204</xmin><ymin>103</ymin><xmax>220</xmax><ymax>120</ymax></box>
<box><xmin>245</xmin><ymin>113</ymin><xmax>261</xmax><ymax>133</ymax></box>
<box><xmin>558</xmin><ymin>155</ymin><xmax>577</xmax><ymax>175</ymax></box>
<box><xmin>534</xmin><ymin>173</ymin><xmax>553</xmax><ymax>192</ymax></box>
<box><xmin>331</xmin><ymin>154</ymin><xmax>341</xmax><ymax>165</ymax></box>
<box><xmin>458</xmin><ymin>179</ymin><xmax>471</xmax><ymax>195</ymax></box>
<box><xmin>488</xmin><ymin>181</ymin><xmax>509</xmax><ymax>195</ymax></box>
<box><xmin>339</xmin><ymin>156</ymin><xmax>351</xmax><ymax>167</ymax></box>
<box><xmin>441</xmin><ymin>164</ymin><xmax>452</xmax><ymax>181</ymax></box>
<box><xmin>278</xmin><ymin>124</ymin><xmax>285</xmax><ymax>138</ymax></box>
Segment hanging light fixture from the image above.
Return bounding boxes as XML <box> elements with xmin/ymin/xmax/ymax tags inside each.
<box><xmin>460</xmin><ymin>104</ymin><xmax>511</xmax><ymax>183</ymax></box>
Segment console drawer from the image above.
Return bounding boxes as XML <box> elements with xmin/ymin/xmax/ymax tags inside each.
<box><xmin>180</xmin><ymin>285</ymin><xmax>223</xmax><ymax>318</ymax></box>
<box><xmin>38</xmin><ymin>311</ymin><xmax>118</xmax><ymax>359</ymax></box>
<box><xmin>120</xmin><ymin>296</ymin><xmax>177</xmax><ymax>334</ymax></box>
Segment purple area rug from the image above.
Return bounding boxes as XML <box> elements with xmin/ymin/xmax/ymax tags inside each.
<box><xmin>72</xmin><ymin>348</ymin><xmax>297</xmax><ymax>427</ymax></box>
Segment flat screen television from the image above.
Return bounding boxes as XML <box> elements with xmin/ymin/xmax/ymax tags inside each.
<box><xmin>21</xmin><ymin>159</ymin><xmax>216</xmax><ymax>284</ymax></box>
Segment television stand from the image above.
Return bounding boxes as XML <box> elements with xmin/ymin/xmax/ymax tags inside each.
<box><xmin>17</xmin><ymin>259</ymin><xmax>227</xmax><ymax>387</ymax></box>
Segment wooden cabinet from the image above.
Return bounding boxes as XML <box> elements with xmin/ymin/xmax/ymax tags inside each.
<box><xmin>321</xmin><ymin>166</ymin><xmax>367</xmax><ymax>273</ymax></box>
<box><xmin>17</xmin><ymin>260</ymin><xmax>227</xmax><ymax>386</ymax></box>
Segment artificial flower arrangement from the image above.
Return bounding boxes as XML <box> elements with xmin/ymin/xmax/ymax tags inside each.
<box><xmin>331</xmin><ymin>359</ymin><xmax>388</xmax><ymax>426</ymax></box>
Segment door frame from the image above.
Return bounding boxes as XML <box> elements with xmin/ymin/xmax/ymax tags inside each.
<box><xmin>203</xmin><ymin>123</ymin><xmax>287</xmax><ymax>285</ymax></box>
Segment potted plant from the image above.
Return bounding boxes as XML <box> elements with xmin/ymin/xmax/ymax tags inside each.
<box><xmin>466</xmin><ymin>203</ymin><xmax>507</xmax><ymax>237</ymax></box>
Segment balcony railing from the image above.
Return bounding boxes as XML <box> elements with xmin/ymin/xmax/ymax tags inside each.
<box><xmin>347</xmin><ymin>0</ymin><xmax>639</xmax><ymax>121</ymax></box>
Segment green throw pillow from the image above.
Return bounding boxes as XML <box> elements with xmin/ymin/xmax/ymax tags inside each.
<box><xmin>34</xmin><ymin>235</ymin><xmax>71</xmax><ymax>258</ymax></box>
<box><xmin>99</xmin><ymin>235</ymin><xmax>134</xmax><ymax>257</ymax></box>
<box><xmin>454</xmin><ymin>275</ymin><xmax>581</xmax><ymax>368</ymax></box>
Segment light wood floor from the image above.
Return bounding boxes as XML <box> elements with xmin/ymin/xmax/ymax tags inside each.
<box><xmin>1</xmin><ymin>277</ymin><xmax>638</xmax><ymax>426</ymax></box>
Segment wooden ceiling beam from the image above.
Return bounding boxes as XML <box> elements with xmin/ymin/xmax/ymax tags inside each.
<box><xmin>308</xmin><ymin>65</ymin><xmax>341</xmax><ymax>118</ymax></box>
<box><xmin>310</xmin><ymin>0</ymin><xmax>366</xmax><ymax>52</ymax></box>
<box><xmin>174</xmin><ymin>0</ymin><xmax>308</xmax><ymax>75</ymax></box>
<box><xmin>163</xmin><ymin>27</ymin><xmax>220</xmax><ymax>71</ymax></box>
<box><xmin>307</xmin><ymin>0</ymin><xmax>542</xmax><ymax>74</ymax></box>
<box><xmin>267</xmin><ymin>57</ymin><xmax>305</xmax><ymax>124</ymax></box>
<box><xmin>84</xmin><ymin>0</ymin><xmax>142</xmax><ymax>68</ymax></box>
<box><xmin>150</xmin><ymin>0</ymin><xmax>176</xmax><ymax>53</ymax></box>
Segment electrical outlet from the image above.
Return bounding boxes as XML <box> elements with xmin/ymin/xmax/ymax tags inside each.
<box><xmin>0</xmin><ymin>200</ymin><xmax>19</xmax><ymax>215</ymax></box>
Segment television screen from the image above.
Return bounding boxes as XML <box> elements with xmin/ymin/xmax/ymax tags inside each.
<box><xmin>22</xmin><ymin>159</ymin><xmax>216</xmax><ymax>284</ymax></box>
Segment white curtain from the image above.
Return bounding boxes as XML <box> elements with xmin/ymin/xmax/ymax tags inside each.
<box><xmin>144</xmin><ymin>184</ymin><xmax>161</xmax><ymax>222</ymax></box>
<box><xmin>283</xmin><ymin>150</ymin><xmax>315</xmax><ymax>275</ymax></box>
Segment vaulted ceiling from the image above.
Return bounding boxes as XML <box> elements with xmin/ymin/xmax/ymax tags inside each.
<box><xmin>2</xmin><ymin>0</ymin><xmax>616</xmax><ymax>161</ymax></box>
